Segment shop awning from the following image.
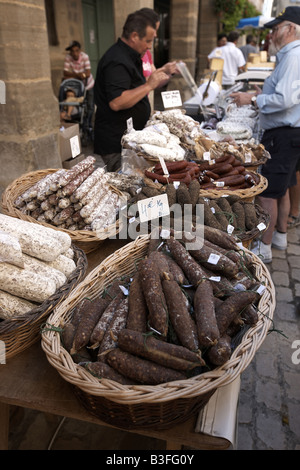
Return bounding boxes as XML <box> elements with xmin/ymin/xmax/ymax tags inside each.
<box><xmin>236</xmin><ymin>15</ymin><xmax>274</xmax><ymax>29</ymax></box>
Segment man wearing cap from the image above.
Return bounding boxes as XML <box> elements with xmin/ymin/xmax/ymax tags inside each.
<box><xmin>93</xmin><ymin>12</ymin><xmax>168</xmax><ymax>172</ymax></box>
<box><xmin>63</xmin><ymin>40</ymin><xmax>95</xmax><ymax>132</ymax></box>
<box><xmin>230</xmin><ymin>6</ymin><xmax>300</xmax><ymax>264</ymax></box>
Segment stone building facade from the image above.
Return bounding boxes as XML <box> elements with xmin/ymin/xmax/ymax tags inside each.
<box><xmin>0</xmin><ymin>0</ymin><xmax>222</xmax><ymax>192</ymax></box>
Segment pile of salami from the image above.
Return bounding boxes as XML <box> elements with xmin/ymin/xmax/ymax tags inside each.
<box><xmin>61</xmin><ymin>226</ymin><xmax>265</xmax><ymax>386</ymax></box>
<box><xmin>14</xmin><ymin>157</ymin><xmax>122</xmax><ymax>232</ymax></box>
<box><xmin>0</xmin><ymin>214</ymin><xmax>76</xmax><ymax>319</ymax></box>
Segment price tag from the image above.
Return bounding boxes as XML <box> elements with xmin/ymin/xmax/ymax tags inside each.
<box><xmin>129</xmin><ymin>216</ymin><xmax>136</xmax><ymax>224</ymax></box>
<box><xmin>209</xmin><ymin>276</ymin><xmax>221</xmax><ymax>282</ymax></box>
<box><xmin>119</xmin><ymin>285</ymin><xmax>129</xmax><ymax>296</ymax></box>
<box><xmin>70</xmin><ymin>135</ymin><xmax>80</xmax><ymax>158</ymax></box>
<box><xmin>233</xmin><ymin>283</ymin><xmax>246</xmax><ymax>292</ymax></box>
<box><xmin>127</xmin><ymin>117</ymin><xmax>133</xmax><ymax>132</ymax></box>
<box><xmin>257</xmin><ymin>222</ymin><xmax>266</xmax><ymax>231</ymax></box>
<box><xmin>161</xmin><ymin>90</ymin><xmax>182</xmax><ymax>109</ymax></box>
<box><xmin>160</xmin><ymin>229</ymin><xmax>170</xmax><ymax>239</ymax></box>
<box><xmin>215</xmin><ymin>181</ymin><xmax>225</xmax><ymax>187</ymax></box>
<box><xmin>173</xmin><ymin>181</ymin><xmax>180</xmax><ymax>189</ymax></box>
<box><xmin>245</xmin><ymin>152</ymin><xmax>252</xmax><ymax>163</ymax></box>
<box><xmin>137</xmin><ymin>193</ymin><xmax>170</xmax><ymax>223</ymax></box>
<box><xmin>207</xmin><ymin>253</ymin><xmax>220</xmax><ymax>265</ymax></box>
<box><xmin>158</xmin><ymin>156</ymin><xmax>169</xmax><ymax>177</ymax></box>
<box><xmin>203</xmin><ymin>152</ymin><xmax>211</xmax><ymax>161</ymax></box>
<box><xmin>227</xmin><ymin>224</ymin><xmax>235</xmax><ymax>234</ymax></box>
<box><xmin>211</xmin><ymin>207</ymin><xmax>215</xmax><ymax>214</ymax></box>
<box><xmin>256</xmin><ymin>284</ymin><xmax>266</xmax><ymax>295</ymax></box>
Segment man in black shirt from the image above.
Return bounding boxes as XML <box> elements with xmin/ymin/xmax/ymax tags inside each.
<box><xmin>94</xmin><ymin>12</ymin><xmax>169</xmax><ymax>172</ymax></box>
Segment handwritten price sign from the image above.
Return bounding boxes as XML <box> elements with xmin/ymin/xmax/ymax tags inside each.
<box><xmin>137</xmin><ymin>194</ymin><xmax>170</xmax><ymax>223</ymax></box>
<box><xmin>161</xmin><ymin>90</ymin><xmax>182</xmax><ymax>108</ymax></box>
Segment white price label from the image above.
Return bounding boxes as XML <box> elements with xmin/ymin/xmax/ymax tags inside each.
<box><xmin>70</xmin><ymin>135</ymin><xmax>80</xmax><ymax>158</ymax></box>
<box><xmin>209</xmin><ymin>276</ymin><xmax>221</xmax><ymax>282</ymax></box>
<box><xmin>173</xmin><ymin>181</ymin><xmax>180</xmax><ymax>189</ymax></box>
<box><xmin>207</xmin><ymin>253</ymin><xmax>220</xmax><ymax>265</ymax></box>
<box><xmin>203</xmin><ymin>152</ymin><xmax>211</xmax><ymax>161</ymax></box>
<box><xmin>158</xmin><ymin>156</ymin><xmax>169</xmax><ymax>177</ymax></box>
<box><xmin>215</xmin><ymin>181</ymin><xmax>225</xmax><ymax>187</ymax></box>
<box><xmin>256</xmin><ymin>284</ymin><xmax>266</xmax><ymax>295</ymax></box>
<box><xmin>137</xmin><ymin>193</ymin><xmax>170</xmax><ymax>223</ymax></box>
<box><xmin>227</xmin><ymin>224</ymin><xmax>235</xmax><ymax>234</ymax></box>
<box><xmin>119</xmin><ymin>285</ymin><xmax>129</xmax><ymax>296</ymax></box>
<box><xmin>160</xmin><ymin>229</ymin><xmax>170</xmax><ymax>239</ymax></box>
<box><xmin>129</xmin><ymin>216</ymin><xmax>136</xmax><ymax>224</ymax></box>
<box><xmin>245</xmin><ymin>152</ymin><xmax>252</xmax><ymax>163</ymax></box>
<box><xmin>257</xmin><ymin>222</ymin><xmax>266</xmax><ymax>231</ymax></box>
<box><xmin>127</xmin><ymin>117</ymin><xmax>133</xmax><ymax>132</ymax></box>
<box><xmin>161</xmin><ymin>90</ymin><xmax>182</xmax><ymax>108</ymax></box>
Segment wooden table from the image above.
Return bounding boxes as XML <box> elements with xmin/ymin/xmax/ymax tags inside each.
<box><xmin>0</xmin><ymin>239</ymin><xmax>232</xmax><ymax>451</ymax></box>
<box><xmin>0</xmin><ymin>342</ymin><xmax>232</xmax><ymax>451</ymax></box>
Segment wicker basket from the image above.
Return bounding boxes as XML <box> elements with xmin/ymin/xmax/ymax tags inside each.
<box><xmin>199</xmin><ymin>173</ymin><xmax>268</xmax><ymax>202</ymax></box>
<box><xmin>41</xmin><ymin>234</ymin><xmax>275</xmax><ymax>430</ymax></box>
<box><xmin>0</xmin><ymin>169</ymin><xmax>124</xmax><ymax>254</ymax></box>
<box><xmin>0</xmin><ymin>244</ymin><xmax>87</xmax><ymax>360</ymax></box>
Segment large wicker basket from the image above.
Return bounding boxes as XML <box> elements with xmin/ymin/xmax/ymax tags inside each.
<box><xmin>0</xmin><ymin>169</ymin><xmax>124</xmax><ymax>254</ymax></box>
<box><xmin>41</xmin><ymin>234</ymin><xmax>275</xmax><ymax>430</ymax></box>
<box><xmin>0</xmin><ymin>244</ymin><xmax>87</xmax><ymax>360</ymax></box>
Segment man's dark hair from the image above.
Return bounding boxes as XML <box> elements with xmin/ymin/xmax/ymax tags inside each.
<box><xmin>122</xmin><ymin>12</ymin><xmax>156</xmax><ymax>39</ymax></box>
<box><xmin>246</xmin><ymin>34</ymin><xmax>254</xmax><ymax>44</ymax></box>
<box><xmin>227</xmin><ymin>31</ymin><xmax>240</xmax><ymax>43</ymax></box>
<box><xmin>218</xmin><ymin>32</ymin><xmax>227</xmax><ymax>41</ymax></box>
<box><xmin>137</xmin><ymin>7</ymin><xmax>160</xmax><ymax>24</ymax></box>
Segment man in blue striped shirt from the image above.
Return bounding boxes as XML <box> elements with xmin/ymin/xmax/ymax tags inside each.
<box><xmin>231</xmin><ymin>6</ymin><xmax>300</xmax><ymax>263</ymax></box>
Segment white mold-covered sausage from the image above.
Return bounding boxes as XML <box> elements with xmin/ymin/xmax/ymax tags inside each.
<box><xmin>46</xmin><ymin>254</ymin><xmax>76</xmax><ymax>278</ymax></box>
<box><xmin>0</xmin><ymin>214</ymin><xmax>71</xmax><ymax>261</ymax></box>
<box><xmin>22</xmin><ymin>253</ymin><xmax>67</xmax><ymax>289</ymax></box>
<box><xmin>0</xmin><ymin>290</ymin><xmax>36</xmax><ymax>319</ymax></box>
<box><xmin>0</xmin><ymin>263</ymin><xmax>57</xmax><ymax>303</ymax></box>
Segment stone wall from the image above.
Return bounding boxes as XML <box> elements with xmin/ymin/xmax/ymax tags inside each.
<box><xmin>0</xmin><ymin>0</ymin><xmax>61</xmax><ymax>194</ymax></box>
<box><xmin>196</xmin><ymin>0</ymin><xmax>219</xmax><ymax>84</ymax></box>
<box><xmin>48</xmin><ymin>0</ymin><xmax>85</xmax><ymax>98</ymax></box>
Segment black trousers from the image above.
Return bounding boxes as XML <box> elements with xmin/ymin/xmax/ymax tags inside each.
<box><xmin>260</xmin><ymin>126</ymin><xmax>300</xmax><ymax>198</ymax></box>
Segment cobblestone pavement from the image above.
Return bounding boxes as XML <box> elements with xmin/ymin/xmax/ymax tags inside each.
<box><xmin>237</xmin><ymin>223</ymin><xmax>300</xmax><ymax>450</ymax></box>
<box><xmin>7</xmin><ymin>224</ymin><xmax>299</xmax><ymax>451</ymax></box>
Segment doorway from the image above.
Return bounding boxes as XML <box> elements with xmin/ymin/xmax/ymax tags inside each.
<box><xmin>82</xmin><ymin>0</ymin><xmax>115</xmax><ymax>78</ymax></box>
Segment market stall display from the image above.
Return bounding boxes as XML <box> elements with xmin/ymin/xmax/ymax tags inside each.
<box><xmin>41</xmin><ymin>231</ymin><xmax>275</xmax><ymax>430</ymax></box>
<box><xmin>0</xmin><ymin>214</ymin><xmax>87</xmax><ymax>359</ymax></box>
<box><xmin>0</xmin><ymin>157</ymin><xmax>125</xmax><ymax>253</ymax></box>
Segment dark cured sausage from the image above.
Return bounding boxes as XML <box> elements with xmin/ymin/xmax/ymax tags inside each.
<box><xmin>107</xmin><ymin>348</ymin><xmax>186</xmax><ymax>384</ymax></box>
<box><xmin>162</xmin><ymin>273</ymin><xmax>200</xmax><ymax>351</ymax></box>
<box><xmin>166</xmin><ymin>237</ymin><xmax>206</xmax><ymax>286</ymax></box>
<box><xmin>118</xmin><ymin>329</ymin><xmax>205</xmax><ymax>371</ymax></box>
<box><xmin>139</xmin><ymin>257</ymin><xmax>169</xmax><ymax>338</ymax></box>
<box><xmin>127</xmin><ymin>272</ymin><xmax>148</xmax><ymax>333</ymax></box>
<box><xmin>193</xmin><ymin>279</ymin><xmax>220</xmax><ymax>348</ymax></box>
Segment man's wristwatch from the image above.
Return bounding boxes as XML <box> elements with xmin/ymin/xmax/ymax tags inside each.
<box><xmin>251</xmin><ymin>95</ymin><xmax>257</xmax><ymax>107</ymax></box>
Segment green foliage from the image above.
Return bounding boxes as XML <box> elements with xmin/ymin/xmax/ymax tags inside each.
<box><xmin>215</xmin><ymin>0</ymin><xmax>261</xmax><ymax>33</ymax></box>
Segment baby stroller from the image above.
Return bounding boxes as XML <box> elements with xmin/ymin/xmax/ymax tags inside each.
<box><xmin>58</xmin><ymin>78</ymin><xmax>92</xmax><ymax>146</ymax></box>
